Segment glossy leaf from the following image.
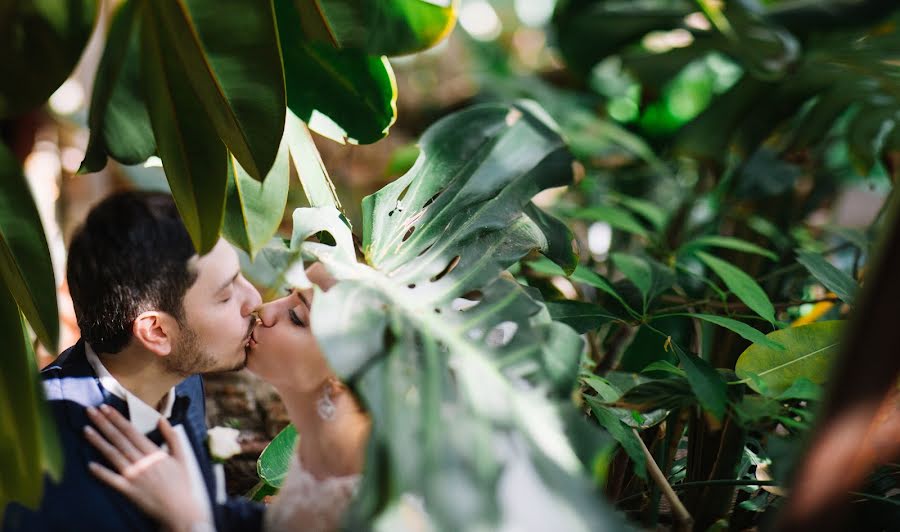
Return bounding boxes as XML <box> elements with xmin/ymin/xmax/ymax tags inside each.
<box><xmin>299</xmin><ymin>0</ymin><xmax>458</xmax><ymax>56</ymax></box>
<box><xmin>223</xmin><ymin>137</ymin><xmax>290</xmax><ymax>259</ymax></box>
<box><xmin>81</xmin><ymin>0</ymin><xmax>155</xmax><ymax>173</ymax></box>
<box><xmin>284</xmin><ymin>111</ymin><xmax>341</xmax><ymax>210</ymax></box>
<box><xmin>269</xmin><ymin>101</ymin><xmax>624</xmax><ymax>529</ymax></box>
<box><xmin>666</xmin><ymin>313</ymin><xmax>784</xmax><ymax>351</ymax></box>
<box><xmin>0</xmin><ymin>282</ymin><xmax>62</xmax><ymax>516</ymax></box>
<box><xmin>0</xmin><ymin>142</ymin><xmax>58</xmax><ymax>351</ymax></box>
<box><xmin>697</xmin><ymin>251</ymin><xmax>776</xmax><ymax>323</ymax></box>
<box><xmin>0</xmin><ymin>0</ymin><xmax>96</xmax><ymax>117</ymax></box>
<box><xmin>682</xmin><ymin>235</ymin><xmax>778</xmax><ymax>261</ymax></box>
<box><xmin>795</xmin><ymin>249</ymin><xmax>858</xmax><ymax>305</ymax></box>
<box><xmin>151</xmin><ymin>0</ymin><xmax>285</xmax><ymax>180</ymax></box>
<box><xmin>257</xmin><ymin>424</ymin><xmax>298</xmax><ymax>489</ymax></box>
<box><xmin>277</xmin><ymin>0</ymin><xmax>397</xmax><ymax>145</ymax></box>
<box><xmin>735</xmin><ymin>321</ymin><xmax>845</xmax><ymax>397</ymax></box>
<box><xmin>141</xmin><ymin>6</ymin><xmax>228</xmax><ymax>254</ymax></box>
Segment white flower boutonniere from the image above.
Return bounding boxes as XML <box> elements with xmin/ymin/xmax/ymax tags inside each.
<box><xmin>207</xmin><ymin>426</ymin><xmax>242</xmax><ymax>463</ymax></box>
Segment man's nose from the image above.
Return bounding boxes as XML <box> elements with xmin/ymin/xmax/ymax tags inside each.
<box><xmin>239</xmin><ymin>277</ymin><xmax>263</xmax><ymax>316</ymax></box>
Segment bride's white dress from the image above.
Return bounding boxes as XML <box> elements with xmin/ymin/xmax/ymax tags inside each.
<box><xmin>264</xmin><ymin>456</ymin><xmax>360</xmax><ymax>532</ymax></box>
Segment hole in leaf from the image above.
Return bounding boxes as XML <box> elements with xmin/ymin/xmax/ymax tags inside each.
<box><xmin>304</xmin><ymin>231</ymin><xmax>337</xmax><ymax>247</ymax></box>
<box><xmin>434</xmin><ymin>308</ymin><xmax>441</xmax><ymax>314</ymax></box>
<box><xmin>388</xmin><ymin>210</ymin><xmax>394</xmax><ymax>217</ymax></box>
<box><xmin>486</xmin><ymin>321</ymin><xmax>518</xmax><ymax>347</ymax></box>
<box><xmin>462</xmin><ymin>290</ymin><xmax>483</xmax><ymax>301</ymax></box>
<box><xmin>430</xmin><ymin>255</ymin><xmax>460</xmax><ymax>282</ymax></box>
<box><xmin>417</xmin><ymin>242</ymin><xmax>435</xmax><ymax>257</ymax></box>
<box><xmin>451</xmin><ymin>298</ymin><xmax>480</xmax><ymax>312</ymax></box>
<box><xmin>403</xmin><ymin>226</ymin><xmax>416</xmax><ymax>242</ymax></box>
<box><xmin>397</xmin><ymin>184</ymin><xmax>411</xmax><ymax>203</ymax></box>
<box><xmin>422</xmin><ymin>189</ymin><xmax>444</xmax><ymax>209</ymax></box>
<box><xmin>407</xmin><ymin>284</ymin><xmax>416</xmax><ymax>289</ymax></box>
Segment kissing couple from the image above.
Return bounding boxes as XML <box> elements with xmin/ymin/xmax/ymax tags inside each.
<box><xmin>3</xmin><ymin>191</ymin><xmax>372</xmax><ymax>532</ymax></box>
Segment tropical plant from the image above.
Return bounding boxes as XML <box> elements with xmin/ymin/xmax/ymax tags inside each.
<box><xmin>0</xmin><ymin>0</ymin><xmax>457</xmax><ymax>517</ymax></box>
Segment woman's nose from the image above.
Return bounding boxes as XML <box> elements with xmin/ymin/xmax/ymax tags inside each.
<box><xmin>257</xmin><ymin>296</ymin><xmax>291</xmax><ymax>327</ymax></box>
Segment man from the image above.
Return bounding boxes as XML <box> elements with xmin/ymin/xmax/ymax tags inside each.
<box><xmin>2</xmin><ymin>191</ymin><xmax>264</xmax><ymax>532</ymax></box>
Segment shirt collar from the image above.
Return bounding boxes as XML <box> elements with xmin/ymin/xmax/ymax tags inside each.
<box><xmin>84</xmin><ymin>343</ymin><xmax>177</xmax><ymax>434</ymax></box>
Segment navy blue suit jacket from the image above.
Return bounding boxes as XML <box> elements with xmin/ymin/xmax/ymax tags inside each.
<box><xmin>2</xmin><ymin>341</ymin><xmax>264</xmax><ymax>532</ymax></box>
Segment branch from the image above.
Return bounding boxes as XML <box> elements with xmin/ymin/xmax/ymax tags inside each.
<box><xmin>633</xmin><ymin>428</ymin><xmax>693</xmax><ymax>531</ymax></box>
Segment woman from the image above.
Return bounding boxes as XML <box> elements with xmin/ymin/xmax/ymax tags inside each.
<box><xmin>83</xmin><ymin>263</ymin><xmax>371</xmax><ymax>532</ymax></box>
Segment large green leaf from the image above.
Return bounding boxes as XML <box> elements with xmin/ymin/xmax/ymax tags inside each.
<box><xmin>264</xmin><ymin>101</ymin><xmax>625</xmax><ymax>529</ymax></box>
<box><xmin>0</xmin><ymin>142</ymin><xmax>58</xmax><ymax>351</ymax></box>
<box><xmin>284</xmin><ymin>110</ymin><xmax>342</xmax><ymax>209</ymax></box>
<box><xmin>795</xmin><ymin>249</ymin><xmax>858</xmax><ymax>305</ymax></box>
<box><xmin>298</xmin><ymin>0</ymin><xmax>458</xmax><ymax>56</ymax></box>
<box><xmin>223</xmin><ymin>138</ymin><xmax>290</xmax><ymax>259</ymax></box>
<box><xmin>151</xmin><ymin>0</ymin><xmax>285</xmax><ymax>180</ymax></box>
<box><xmin>696</xmin><ymin>251</ymin><xmax>776</xmax><ymax>323</ymax></box>
<box><xmin>0</xmin><ymin>0</ymin><xmax>96</xmax><ymax>117</ymax></box>
<box><xmin>735</xmin><ymin>321</ymin><xmax>845</xmax><ymax>397</ymax></box>
<box><xmin>257</xmin><ymin>424</ymin><xmax>298</xmax><ymax>489</ymax></box>
<box><xmin>0</xmin><ymin>282</ymin><xmax>62</xmax><ymax>518</ymax></box>
<box><xmin>277</xmin><ymin>0</ymin><xmax>397</xmax><ymax>145</ymax></box>
<box><xmin>80</xmin><ymin>0</ymin><xmax>155</xmax><ymax>173</ymax></box>
<box><xmin>141</xmin><ymin>5</ymin><xmax>228</xmax><ymax>254</ymax></box>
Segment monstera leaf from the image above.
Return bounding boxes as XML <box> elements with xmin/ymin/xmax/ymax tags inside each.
<box><xmin>257</xmin><ymin>101</ymin><xmax>624</xmax><ymax>530</ymax></box>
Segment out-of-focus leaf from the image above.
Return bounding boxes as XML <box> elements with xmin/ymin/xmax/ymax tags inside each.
<box><xmin>614</xmin><ymin>377</ymin><xmax>696</xmax><ymax>412</ymax></box>
<box><xmin>526</xmin><ymin>257</ymin><xmax>634</xmax><ymax>315</ymax></box>
<box><xmin>223</xmin><ymin>135</ymin><xmax>290</xmax><ymax>259</ymax></box>
<box><xmin>0</xmin><ymin>142</ymin><xmax>58</xmax><ymax>351</ymax></box>
<box><xmin>795</xmin><ymin>249</ymin><xmax>858</xmax><ymax>305</ymax></box>
<box><xmin>610</xmin><ymin>194</ymin><xmax>668</xmax><ymax>232</ymax></box>
<box><xmin>257</xmin><ymin>424</ymin><xmax>298</xmax><ymax>489</ymax></box>
<box><xmin>141</xmin><ymin>6</ymin><xmax>227</xmax><ymax>254</ymax></box>
<box><xmin>299</xmin><ymin>0</ymin><xmax>458</xmax><ymax>56</ymax></box>
<box><xmin>586</xmin><ymin>397</ymin><xmax>647</xmax><ymax>480</ymax></box>
<box><xmin>846</xmin><ymin>105</ymin><xmax>897</xmax><ymax>176</ymax></box>
<box><xmin>775</xmin><ymin>377</ymin><xmax>823</xmax><ymax>401</ymax></box>
<box><xmin>0</xmin><ymin>0</ymin><xmax>96</xmax><ymax>117</ymax></box>
<box><xmin>611</xmin><ymin>253</ymin><xmax>674</xmax><ymax>311</ymax></box>
<box><xmin>152</xmin><ymin>0</ymin><xmax>285</xmax><ymax>180</ymax></box>
<box><xmin>735</xmin><ymin>321</ymin><xmax>845</xmax><ymax>397</ymax></box>
<box><xmin>673</xmin><ymin>345</ymin><xmax>728</xmax><ymax>422</ymax></box>
<box><xmin>546</xmin><ymin>300</ymin><xmax>617</xmax><ymax>333</ymax></box>
<box><xmin>81</xmin><ymin>0</ymin><xmax>155</xmax><ymax>173</ymax></box>
<box><xmin>566</xmin><ymin>205</ymin><xmax>649</xmax><ymax>238</ymax></box>
<box><xmin>282</xmin><ymin>101</ymin><xmax>624</xmax><ymax>529</ymax></box>
<box><xmin>0</xmin><ymin>282</ymin><xmax>62</xmax><ymax>515</ymax></box>
<box><xmin>697</xmin><ymin>251</ymin><xmax>776</xmax><ymax>323</ymax></box>
<box><xmin>681</xmin><ymin>235</ymin><xmax>778</xmax><ymax>261</ymax></box>
<box><xmin>666</xmin><ymin>313</ymin><xmax>783</xmax><ymax>351</ymax></box>
<box><xmin>277</xmin><ymin>0</ymin><xmax>397</xmax><ymax>145</ymax></box>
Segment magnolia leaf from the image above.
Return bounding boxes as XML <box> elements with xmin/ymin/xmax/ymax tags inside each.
<box><xmin>697</xmin><ymin>251</ymin><xmax>776</xmax><ymax>323</ymax></box>
<box><xmin>300</xmin><ymin>0</ymin><xmax>458</xmax><ymax>56</ymax></box>
<box><xmin>223</xmin><ymin>134</ymin><xmax>290</xmax><ymax>259</ymax></box>
<box><xmin>795</xmin><ymin>249</ymin><xmax>858</xmax><ymax>305</ymax></box>
<box><xmin>141</xmin><ymin>6</ymin><xmax>227</xmax><ymax>254</ymax></box>
<box><xmin>284</xmin><ymin>111</ymin><xmax>342</xmax><ymax>210</ymax></box>
<box><xmin>0</xmin><ymin>0</ymin><xmax>96</xmax><ymax>118</ymax></box>
<box><xmin>735</xmin><ymin>321</ymin><xmax>845</xmax><ymax>397</ymax></box>
<box><xmin>277</xmin><ymin>0</ymin><xmax>397</xmax><ymax>145</ymax></box>
<box><xmin>81</xmin><ymin>0</ymin><xmax>155</xmax><ymax>172</ymax></box>
<box><xmin>0</xmin><ymin>282</ymin><xmax>62</xmax><ymax>515</ymax></box>
<box><xmin>273</xmin><ymin>101</ymin><xmax>624</xmax><ymax>529</ymax></box>
<box><xmin>151</xmin><ymin>0</ymin><xmax>285</xmax><ymax>180</ymax></box>
<box><xmin>0</xmin><ymin>143</ymin><xmax>58</xmax><ymax>351</ymax></box>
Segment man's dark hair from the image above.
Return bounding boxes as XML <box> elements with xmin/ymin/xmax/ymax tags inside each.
<box><xmin>67</xmin><ymin>191</ymin><xmax>198</xmax><ymax>354</ymax></box>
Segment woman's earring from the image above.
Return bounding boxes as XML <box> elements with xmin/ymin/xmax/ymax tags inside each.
<box><xmin>316</xmin><ymin>382</ymin><xmax>336</xmax><ymax>421</ymax></box>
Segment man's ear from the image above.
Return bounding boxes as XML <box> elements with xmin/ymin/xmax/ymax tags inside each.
<box><xmin>132</xmin><ymin>311</ymin><xmax>176</xmax><ymax>356</ymax></box>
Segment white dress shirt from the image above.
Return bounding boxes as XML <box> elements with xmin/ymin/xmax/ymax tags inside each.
<box><xmin>85</xmin><ymin>344</ymin><xmax>215</xmax><ymax>524</ymax></box>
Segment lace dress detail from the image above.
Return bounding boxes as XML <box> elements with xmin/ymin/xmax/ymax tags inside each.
<box><xmin>264</xmin><ymin>456</ymin><xmax>360</xmax><ymax>532</ymax></box>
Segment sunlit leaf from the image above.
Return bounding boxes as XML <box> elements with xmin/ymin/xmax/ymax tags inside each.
<box><xmin>735</xmin><ymin>321</ymin><xmax>844</xmax><ymax>397</ymax></box>
<box><xmin>257</xmin><ymin>424</ymin><xmax>298</xmax><ymax>489</ymax></box>
<box><xmin>697</xmin><ymin>251</ymin><xmax>776</xmax><ymax>323</ymax></box>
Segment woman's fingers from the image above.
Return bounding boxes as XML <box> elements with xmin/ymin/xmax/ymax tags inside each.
<box><xmin>86</xmin><ymin>406</ymin><xmax>144</xmax><ymax>462</ymax></box>
<box><xmin>157</xmin><ymin>417</ymin><xmax>186</xmax><ymax>463</ymax></box>
<box><xmin>98</xmin><ymin>404</ymin><xmax>159</xmax><ymax>455</ymax></box>
<box><xmin>84</xmin><ymin>425</ymin><xmax>131</xmax><ymax>472</ymax></box>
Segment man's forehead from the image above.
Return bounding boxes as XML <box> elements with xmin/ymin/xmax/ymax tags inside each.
<box><xmin>190</xmin><ymin>240</ymin><xmax>239</xmax><ymax>289</ymax></box>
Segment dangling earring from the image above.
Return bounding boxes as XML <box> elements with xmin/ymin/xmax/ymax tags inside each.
<box><xmin>316</xmin><ymin>379</ymin><xmax>337</xmax><ymax>421</ymax></box>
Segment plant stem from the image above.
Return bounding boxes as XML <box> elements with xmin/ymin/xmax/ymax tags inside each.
<box><xmin>633</xmin><ymin>428</ymin><xmax>694</xmax><ymax>531</ymax></box>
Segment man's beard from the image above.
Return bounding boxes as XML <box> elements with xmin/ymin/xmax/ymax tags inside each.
<box><xmin>162</xmin><ymin>323</ymin><xmax>247</xmax><ymax>377</ymax></box>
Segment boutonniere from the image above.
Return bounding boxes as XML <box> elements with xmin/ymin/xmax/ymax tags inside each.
<box><xmin>207</xmin><ymin>426</ymin><xmax>242</xmax><ymax>463</ymax></box>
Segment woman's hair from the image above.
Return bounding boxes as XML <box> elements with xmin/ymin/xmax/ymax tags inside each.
<box><xmin>66</xmin><ymin>191</ymin><xmax>198</xmax><ymax>353</ymax></box>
